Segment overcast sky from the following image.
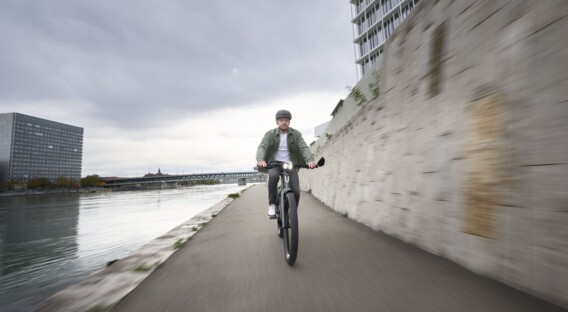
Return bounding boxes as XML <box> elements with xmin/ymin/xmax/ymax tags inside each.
<box><xmin>0</xmin><ymin>0</ymin><xmax>357</xmax><ymax>177</ymax></box>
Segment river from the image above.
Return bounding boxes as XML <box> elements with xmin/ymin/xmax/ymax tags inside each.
<box><xmin>0</xmin><ymin>184</ymin><xmax>250</xmax><ymax>312</ymax></box>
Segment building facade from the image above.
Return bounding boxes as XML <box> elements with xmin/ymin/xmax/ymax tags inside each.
<box><xmin>0</xmin><ymin>113</ymin><xmax>83</xmax><ymax>185</ymax></box>
<box><xmin>350</xmin><ymin>0</ymin><xmax>420</xmax><ymax>78</ymax></box>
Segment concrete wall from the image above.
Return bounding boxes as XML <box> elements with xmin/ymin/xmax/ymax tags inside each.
<box><xmin>301</xmin><ymin>0</ymin><xmax>568</xmax><ymax>308</ymax></box>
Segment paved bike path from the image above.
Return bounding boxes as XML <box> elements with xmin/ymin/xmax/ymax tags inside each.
<box><xmin>112</xmin><ymin>185</ymin><xmax>566</xmax><ymax>312</ymax></box>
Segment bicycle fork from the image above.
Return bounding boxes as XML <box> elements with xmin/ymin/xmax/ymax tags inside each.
<box><xmin>279</xmin><ymin>173</ymin><xmax>292</xmax><ymax>228</ymax></box>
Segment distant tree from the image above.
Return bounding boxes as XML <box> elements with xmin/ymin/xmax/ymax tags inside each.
<box><xmin>81</xmin><ymin>175</ymin><xmax>101</xmax><ymax>188</ymax></box>
<box><xmin>28</xmin><ymin>177</ymin><xmax>54</xmax><ymax>190</ymax></box>
<box><xmin>70</xmin><ymin>179</ymin><xmax>81</xmax><ymax>189</ymax></box>
<box><xmin>1</xmin><ymin>179</ymin><xmax>25</xmax><ymax>191</ymax></box>
<box><xmin>56</xmin><ymin>176</ymin><xmax>71</xmax><ymax>188</ymax></box>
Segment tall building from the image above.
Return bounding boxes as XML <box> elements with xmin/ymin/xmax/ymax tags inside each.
<box><xmin>0</xmin><ymin>113</ymin><xmax>83</xmax><ymax>184</ymax></box>
<box><xmin>350</xmin><ymin>0</ymin><xmax>420</xmax><ymax>78</ymax></box>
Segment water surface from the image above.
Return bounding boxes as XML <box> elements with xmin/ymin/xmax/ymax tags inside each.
<box><xmin>0</xmin><ymin>184</ymin><xmax>248</xmax><ymax>311</ymax></box>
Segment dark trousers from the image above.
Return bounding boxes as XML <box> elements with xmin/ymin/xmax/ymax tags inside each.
<box><xmin>268</xmin><ymin>162</ymin><xmax>300</xmax><ymax>206</ymax></box>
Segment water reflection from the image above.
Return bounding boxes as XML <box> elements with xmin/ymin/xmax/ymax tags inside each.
<box><xmin>0</xmin><ymin>195</ymin><xmax>80</xmax><ymax>275</ymax></box>
<box><xmin>0</xmin><ymin>194</ymin><xmax>80</xmax><ymax>311</ymax></box>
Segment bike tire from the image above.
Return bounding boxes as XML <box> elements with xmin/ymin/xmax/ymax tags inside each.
<box><xmin>277</xmin><ymin>214</ymin><xmax>283</xmax><ymax>238</ymax></box>
<box><xmin>282</xmin><ymin>192</ymin><xmax>298</xmax><ymax>265</ymax></box>
<box><xmin>276</xmin><ymin>194</ymin><xmax>283</xmax><ymax>238</ymax></box>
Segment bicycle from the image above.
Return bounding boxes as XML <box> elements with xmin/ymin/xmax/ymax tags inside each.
<box><xmin>269</xmin><ymin>157</ymin><xmax>325</xmax><ymax>266</ymax></box>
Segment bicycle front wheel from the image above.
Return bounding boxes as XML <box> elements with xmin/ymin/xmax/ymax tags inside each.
<box><xmin>282</xmin><ymin>192</ymin><xmax>298</xmax><ymax>265</ymax></box>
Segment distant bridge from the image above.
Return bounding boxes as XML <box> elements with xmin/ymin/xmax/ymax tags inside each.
<box><xmin>101</xmin><ymin>171</ymin><xmax>265</xmax><ymax>188</ymax></box>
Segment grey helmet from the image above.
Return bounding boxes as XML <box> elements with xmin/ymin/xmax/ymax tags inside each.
<box><xmin>275</xmin><ymin>110</ymin><xmax>292</xmax><ymax>120</ymax></box>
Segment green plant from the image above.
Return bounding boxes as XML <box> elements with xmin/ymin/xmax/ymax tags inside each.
<box><xmin>87</xmin><ymin>304</ymin><xmax>109</xmax><ymax>312</ymax></box>
<box><xmin>174</xmin><ymin>238</ymin><xmax>187</xmax><ymax>249</ymax></box>
<box><xmin>135</xmin><ymin>261</ymin><xmax>163</xmax><ymax>272</ymax></box>
<box><xmin>134</xmin><ymin>264</ymin><xmax>152</xmax><ymax>272</ymax></box>
<box><xmin>228</xmin><ymin>193</ymin><xmax>240</xmax><ymax>199</ymax></box>
<box><xmin>369</xmin><ymin>70</ymin><xmax>381</xmax><ymax>100</ymax></box>
<box><xmin>349</xmin><ymin>86</ymin><xmax>367</xmax><ymax>107</ymax></box>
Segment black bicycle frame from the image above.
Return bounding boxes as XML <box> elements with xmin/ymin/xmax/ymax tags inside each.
<box><xmin>276</xmin><ymin>169</ymin><xmax>293</xmax><ymax>225</ymax></box>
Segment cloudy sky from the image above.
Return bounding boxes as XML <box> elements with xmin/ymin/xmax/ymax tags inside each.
<box><xmin>0</xmin><ymin>0</ymin><xmax>357</xmax><ymax>177</ymax></box>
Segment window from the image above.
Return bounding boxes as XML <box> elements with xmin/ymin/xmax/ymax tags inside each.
<box><xmin>367</xmin><ymin>7</ymin><xmax>376</xmax><ymax>27</ymax></box>
<box><xmin>375</xmin><ymin>3</ymin><xmax>382</xmax><ymax>20</ymax></box>
<box><xmin>402</xmin><ymin>4</ymin><xmax>412</xmax><ymax>19</ymax></box>
<box><xmin>382</xmin><ymin>0</ymin><xmax>393</xmax><ymax>15</ymax></box>
<box><xmin>384</xmin><ymin>16</ymin><xmax>395</xmax><ymax>40</ymax></box>
<box><xmin>378</xmin><ymin>26</ymin><xmax>384</xmax><ymax>43</ymax></box>
<box><xmin>394</xmin><ymin>12</ymin><xmax>400</xmax><ymax>28</ymax></box>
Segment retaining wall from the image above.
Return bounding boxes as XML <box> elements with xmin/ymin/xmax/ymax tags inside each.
<box><xmin>301</xmin><ymin>0</ymin><xmax>568</xmax><ymax>307</ymax></box>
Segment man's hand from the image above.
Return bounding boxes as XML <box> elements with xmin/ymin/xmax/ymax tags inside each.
<box><xmin>307</xmin><ymin>162</ymin><xmax>316</xmax><ymax>169</ymax></box>
<box><xmin>257</xmin><ymin>161</ymin><xmax>267</xmax><ymax>168</ymax></box>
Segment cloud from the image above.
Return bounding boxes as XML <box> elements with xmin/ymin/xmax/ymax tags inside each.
<box><xmin>83</xmin><ymin>91</ymin><xmax>344</xmax><ymax>176</ymax></box>
<box><xmin>0</xmin><ymin>0</ymin><xmax>356</xmax><ymax>176</ymax></box>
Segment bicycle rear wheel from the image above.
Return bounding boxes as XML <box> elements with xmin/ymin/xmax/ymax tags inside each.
<box><xmin>282</xmin><ymin>192</ymin><xmax>298</xmax><ymax>265</ymax></box>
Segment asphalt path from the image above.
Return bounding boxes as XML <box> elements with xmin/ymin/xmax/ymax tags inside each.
<box><xmin>112</xmin><ymin>184</ymin><xmax>566</xmax><ymax>312</ymax></box>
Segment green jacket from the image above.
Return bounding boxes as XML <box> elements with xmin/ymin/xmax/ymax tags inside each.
<box><xmin>256</xmin><ymin>127</ymin><xmax>314</xmax><ymax>171</ymax></box>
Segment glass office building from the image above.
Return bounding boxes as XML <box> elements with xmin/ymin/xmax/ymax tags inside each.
<box><xmin>350</xmin><ymin>0</ymin><xmax>421</xmax><ymax>78</ymax></box>
<box><xmin>0</xmin><ymin>113</ymin><xmax>83</xmax><ymax>184</ymax></box>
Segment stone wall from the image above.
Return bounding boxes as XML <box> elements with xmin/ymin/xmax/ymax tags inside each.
<box><xmin>301</xmin><ymin>0</ymin><xmax>568</xmax><ymax>308</ymax></box>
<box><xmin>311</xmin><ymin>67</ymin><xmax>380</xmax><ymax>154</ymax></box>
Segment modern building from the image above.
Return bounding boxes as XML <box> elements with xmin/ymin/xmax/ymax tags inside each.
<box><xmin>350</xmin><ymin>0</ymin><xmax>421</xmax><ymax>78</ymax></box>
<box><xmin>0</xmin><ymin>113</ymin><xmax>83</xmax><ymax>185</ymax></box>
<box><xmin>311</xmin><ymin>0</ymin><xmax>421</xmax><ymax>153</ymax></box>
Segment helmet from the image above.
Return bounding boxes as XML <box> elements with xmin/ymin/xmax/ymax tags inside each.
<box><xmin>275</xmin><ymin>110</ymin><xmax>292</xmax><ymax>120</ymax></box>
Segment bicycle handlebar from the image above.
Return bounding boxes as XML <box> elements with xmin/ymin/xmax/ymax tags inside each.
<box><xmin>261</xmin><ymin>157</ymin><xmax>325</xmax><ymax>170</ymax></box>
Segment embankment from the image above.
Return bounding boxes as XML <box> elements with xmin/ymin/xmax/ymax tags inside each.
<box><xmin>301</xmin><ymin>0</ymin><xmax>568</xmax><ymax>308</ymax></box>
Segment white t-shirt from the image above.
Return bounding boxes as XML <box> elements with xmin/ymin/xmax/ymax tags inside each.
<box><xmin>273</xmin><ymin>132</ymin><xmax>291</xmax><ymax>163</ymax></box>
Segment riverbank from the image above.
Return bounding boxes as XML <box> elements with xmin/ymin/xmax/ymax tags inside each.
<box><xmin>0</xmin><ymin>188</ymin><xmax>113</xmax><ymax>197</ymax></box>
<box><xmin>0</xmin><ymin>184</ymin><xmax>229</xmax><ymax>197</ymax></box>
<box><xmin>36</xmin><ymin>185</ymin><xmax>252</xmax><ymax>312</ymax></box>
<box><xmin>0</xmin><ymin>189</ymin><xmax>81</xmax><ymax>197</ymax></box>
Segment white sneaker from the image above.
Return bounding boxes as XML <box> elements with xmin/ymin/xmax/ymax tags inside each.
<box><xmin>267</xmin><ymin>204</ymin><xmax>276</xmax><ymax>219</ymax></box>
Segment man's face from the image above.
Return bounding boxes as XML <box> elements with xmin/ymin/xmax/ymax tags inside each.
<box><xmin>276</xmin><ymin>118</ymin><xmax>290</xmax><ymax>132</ymax></box>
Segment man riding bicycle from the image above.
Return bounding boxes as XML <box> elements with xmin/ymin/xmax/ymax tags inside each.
<box><xmin>256</xmin><ymin>110</ymin><xmax>315</xmax><ymax>219</ymax></box>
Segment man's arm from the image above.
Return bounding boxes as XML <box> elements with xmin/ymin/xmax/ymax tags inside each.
<box><xmin>296</xmin><ymin>132</ymin><xmax>315</xmax><ymax>166</ymax></box>
<box><xmin>256</xmin><ymin>131</ymin><xmax>270</xmax><ymax>167</ymax></box>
